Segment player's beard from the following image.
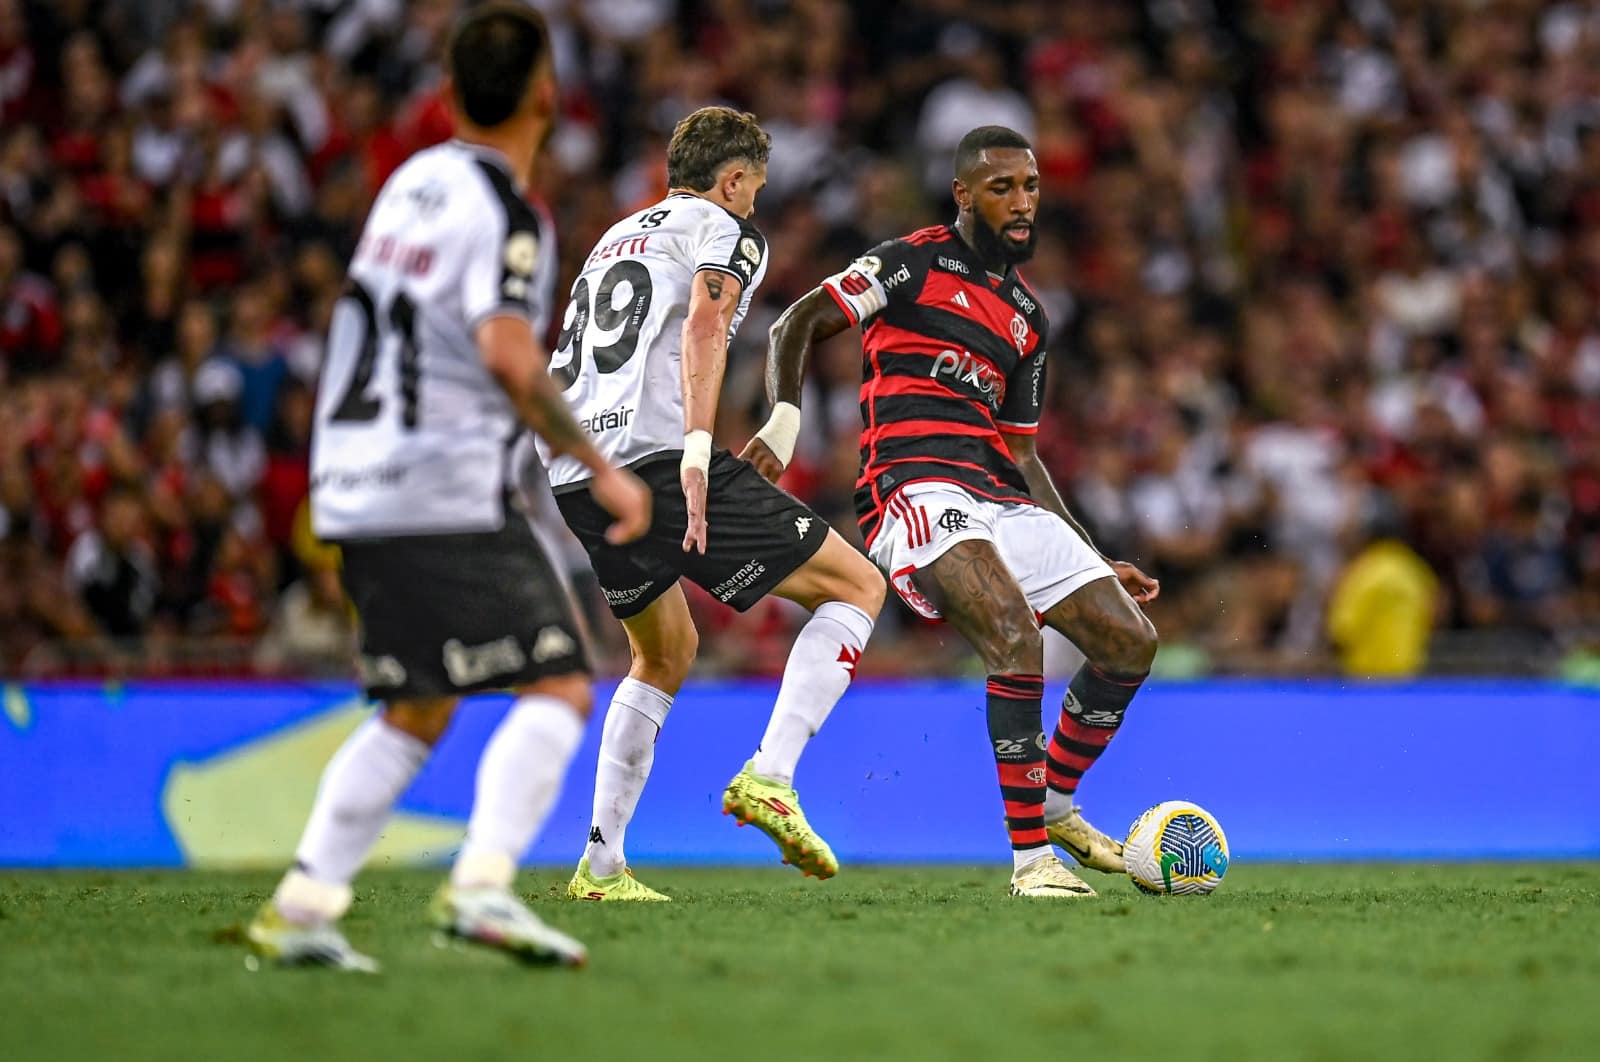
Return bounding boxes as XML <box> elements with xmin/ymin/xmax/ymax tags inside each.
<box><xmin>973</xmin><ymin>216</ymin><xmax>1037</xmax><ymax>268</ymax></box>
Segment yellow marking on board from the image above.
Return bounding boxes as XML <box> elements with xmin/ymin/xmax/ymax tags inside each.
<box><xmin>3</xmin><ymin>684</ymin><xmax>31</xmax><ymax>731</ymax></box>
<box><xmin>162</xmin><ymin>699</ymin><xmax>463</xmax><ymax>868</ymax></box>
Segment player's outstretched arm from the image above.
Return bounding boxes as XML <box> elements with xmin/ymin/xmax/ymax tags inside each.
<box><xmin>739</xmin><ymin>287</ymin><xmax>853</xmax><ymax>482</ymax></box>
<box><xmin>678</xmin><ymin>269</ymin><xmax>743</xmax><ymax>553</ymax></box>
<box><xmin>1001</xmin><ymin>429</ymin><xmax>1159</xmax><ymax>605</ymax></box>
<box><xmin>479</xmin><ymin>315</ymin><xmax>651</xmax><ymax>545</ymax></box>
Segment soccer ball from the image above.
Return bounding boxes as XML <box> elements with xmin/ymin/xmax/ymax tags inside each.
<box><xmin>1124</xmin><ymin>801</ymin><xmax>1230</xmax><ymax>895</ymax></box>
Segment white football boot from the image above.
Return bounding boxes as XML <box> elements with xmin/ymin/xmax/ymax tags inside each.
<box><xmin>430</xmin><ymin>885</ymin><xmax>588</xmax><ymax>967</ymax></box>
<box><xmin>1009</xmin><ymin>854</ymin><xmax>1097</xmax><ymax>898</ymax></box>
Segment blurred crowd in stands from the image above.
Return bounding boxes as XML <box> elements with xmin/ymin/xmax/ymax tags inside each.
<box><xmin>2</xmin><ymin>0</ymin><xmax>1597</xmax><ymax>679</ymax></box>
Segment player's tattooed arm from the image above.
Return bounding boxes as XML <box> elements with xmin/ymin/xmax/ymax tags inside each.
<box><xmin>681</xmin><ymin>269</ymin><xmax>743</xmax><ymax>435</ymax></box>
<box><xmin>764</xmin><ymin>287</ymin><xmax>853</xmax><ymax>407</ymax></box>
<box><xmin>1001</xmin><ymin>429</ymin><xmax>1159</xmax><ymax>604</ymax></box>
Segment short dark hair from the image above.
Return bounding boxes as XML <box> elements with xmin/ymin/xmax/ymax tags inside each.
<box><xmin>954</xmin><ymin>125</ymin><xmax>1034</xmax><ymax>179</ymax></box>
<box><xmin>666</xmin><ymin>107</ymin><xmax>772</xmax><ymax>191</ymax></box>
<box><xmin>447</xmin><ymin>2</ymin><xmax>550</xmax><ymax>128</ymax></box>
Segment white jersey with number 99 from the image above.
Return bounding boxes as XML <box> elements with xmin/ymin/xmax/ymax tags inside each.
<box><xmin>538</xmin><ymin>192</ymin><xmax>768</xmax><ymax>489</ymax></box>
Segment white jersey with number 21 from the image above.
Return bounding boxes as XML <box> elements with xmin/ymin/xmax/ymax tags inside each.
<box><xmin>539</xmin><ymin>192</ymin><xmax>768</xmax><ymax>489</ymax></box>
<box><xmin>310</xmin><ymin>140</ymin><xmax>557</xmax><ymax>540</ymax></box>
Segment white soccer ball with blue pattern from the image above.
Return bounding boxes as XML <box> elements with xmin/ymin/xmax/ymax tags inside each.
<box><xmin>1124</xmin><ymin>801</ymin><xmax>1230</xmax><ymax>895</ymax></box>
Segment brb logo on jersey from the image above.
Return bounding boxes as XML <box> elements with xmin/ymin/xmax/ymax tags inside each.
<box><xmin>929</xmin><ymin>349</ymin><xmax>1007</xmax><ymax>409</ymax></box>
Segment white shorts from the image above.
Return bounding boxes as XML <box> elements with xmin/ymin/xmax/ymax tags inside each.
<box><xmin>867</xmin><ymin>482</ymin><xmax>1115</xmax><ymax>622</ymax></box>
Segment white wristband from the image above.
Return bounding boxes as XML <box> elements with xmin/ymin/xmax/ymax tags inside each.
<box><xmin>681</xmin><ymin>429</ymin><xmax>712</xmax><ymax>475</ymax></box>
<box><xmin>752</xmin><ymin>401</ymin><xmax>801</xmax><ymax>468</ymax></box>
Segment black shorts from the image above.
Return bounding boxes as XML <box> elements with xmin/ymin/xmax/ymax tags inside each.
<box><xmin>338</xmin><ymin>498</ymin><xmax>589</xmax><ymax>701</ymax></box>
<box><xmin>554</xmin><ymin>449</ymin><xmax>829</xmax><ymax>619</ymax></box>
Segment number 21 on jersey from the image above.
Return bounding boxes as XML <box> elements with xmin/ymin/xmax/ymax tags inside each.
<box><xmin>327</xmin><ymin>279</ymin><xmax>423</xmax><ymax>428</ymax></box>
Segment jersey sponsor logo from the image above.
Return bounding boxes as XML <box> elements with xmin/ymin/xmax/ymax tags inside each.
<box><xmin>950</xmin><ymin>290</ymin><xmax>971</xmax><ymax>309</ymax></box>
<box><xmin>937</xmin><ymin>255</ymin><xmax>969</xmax><ymax>275</ymax></box>
<box><xmin>442</xmin><ymin>635</ymin><xmax>527</xmax><ymax>687</ymax></box>
<box><xmin>881</xmin><ymin>262</ymin><xmax>911</xmax><ymax>290</ymax></box>
<box><xmin>710</xmin><ymin>559</ymin><xmax>767</xmax><ymax>602</ymax></box>
<box><xmin>929</xmin><ymin>348</ymin><xmax>1008</xmax><ymax>408</ymax></box>
<box><xmin>579</xmin><ymin>406</ymin><xmax>635</xmax><ymax>434</ymax></box>
<box><xmin>937</xmin><ymin>508</ymin><xmax>970</xmax><ymax>533</ymax></box>
<box><xmin>1010</xmin><ymin>287</ymin><xmax>1037</xmax><ymax>314</ymax></box>
<box><xmin>795</xmin><ymin>515</ymin><xmax>813</xmax><ymax>538</ymax></box>
<box><xmin>312</xmin><ymin>462</ymin><xmax>408</xmax><ymax>490</ymax></box>
<box><xmin>1010</xmin><ymin>313</ymin><xmax>1029</xmax><ymax>352</ymax></box>
<box><xmin>531</xmin><ymin>625</ymin><xmax>577</xmax><ymax>663</ymax></box>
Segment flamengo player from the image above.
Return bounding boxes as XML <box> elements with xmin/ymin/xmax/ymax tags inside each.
<box><xmin>750</xmin><ymin>126</ymin><xmax>1160</xmax><ymax>897</ymax></box>
<box><xmin>245</xmin><ymin>4</ymin><xmax>650</xmax><ymax>970</ymax></box>
<box><xmin>541</xmin><ymin>107</ymin><xmax>885</xmax><ymax>900</ymax></box>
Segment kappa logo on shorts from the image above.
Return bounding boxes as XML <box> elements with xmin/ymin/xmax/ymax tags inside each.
<box><xmin>795</xmin><ymin>515</ymin><xmax>813</xmax><ymax>538</ymax></box>
<box><xmin>358</xmin><ymin>654</ymin><xmax>407</xmax><ymax>689</ymax></box>
<box><xmin>443</xmin><ymin>636</ymin><xmax>526</xmax><ymax>687</ymax></box>
<box><xmin>532</xmin><ymin>626</ymin><xmax>577</xmax><ymax>663</ymax></box>
<box><xmin>937</xmin><ymin>508</ymin><xmax>970</xmax><ymax>533</ymax></box>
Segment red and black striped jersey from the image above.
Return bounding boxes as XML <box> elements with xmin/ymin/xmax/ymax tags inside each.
<box><xmin>819</xmin><ymin>224</ymin><xmax>1051</xmax><ymax>547</ymax></box>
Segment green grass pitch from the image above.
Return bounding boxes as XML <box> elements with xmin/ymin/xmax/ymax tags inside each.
<box><xmin>3</xmin><ymin>863</ymin><xmax>1598</xmax><ymax>1061</ymax></box>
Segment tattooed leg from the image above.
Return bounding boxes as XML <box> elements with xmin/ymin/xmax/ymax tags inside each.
<box><xmin>914</xmin><ymin>541</ymin><xmax>1051</xmax><ymax>865</ymax></box>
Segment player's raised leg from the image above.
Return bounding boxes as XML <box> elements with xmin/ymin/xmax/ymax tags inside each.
<box><xmin>433</xmin><ymin>671</ymin><xmax>592</xmax><ymax>964</ymax></box>
<box><xmin>913</xmin><ymin>540</ymin><xmax>1094</xmax><ymax>898</ymax></box>
<box><xmin>721</xmin><ymin>530</ymin><xmax>884</xmax><ymax>879</ymax></box>
<box><xmin>1040</xmin><ymin>577</ymin><xmax>1158</xmax><ymax>873</ymax></box>
<box><xmin>248</xmin><ymin>697</ymin><xmax>458</xmax><ymax>972</ymax></box>
<box><xmin>570</xmin><ymin>585</ymin><xmax>696</xmax><ymax>901</ymax></box>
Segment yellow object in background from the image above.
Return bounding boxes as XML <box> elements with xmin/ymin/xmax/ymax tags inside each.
<box><xmin>162</xmin><ymin>699</ymin><xmax>462</xmax><ymax>868</ymax></box>
<box><xmin>1327</xmin><ymin>540</ymin><xmax>1440</xmax><ymax>678</ymax></box>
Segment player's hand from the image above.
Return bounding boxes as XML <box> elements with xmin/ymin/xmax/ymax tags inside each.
<box><xmin>681</xmin><ymin>465</ymin><xmax>708</xmax><ymax>554</ymax></box>
<box><xmin>590</xmin><ymin>465</ymin><xmax>652</xmax><ymax>545</ymax></box>
<box><xmin>737</xmin><ymin>437</ymin><xmax>785</xmax><ymax>483</ymax></box>
<box><xmin>1111</xmin><ymin>560</ymin><xmax>1160</xmax><ymax>605</ymax></box>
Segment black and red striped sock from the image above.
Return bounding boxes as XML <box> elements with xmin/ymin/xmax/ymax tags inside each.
<box><xmin>986</xmin><ymin>673</ymin><xmax>1049</xmax><ymax>863</ymax></box>
<box><xmin>1045</xmin><ymin>664</ymin><xmax>1146</xmax><ymax>816</ymax></box>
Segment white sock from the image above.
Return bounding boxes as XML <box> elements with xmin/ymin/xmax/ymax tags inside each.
<box><xmin>1044</xmin><ymin>789</ymin><xmax>1077</xmax><ymax>823</ymax></box>
<box><xmin>751</xmin><ymin>601</ymin><xmax>875</xmax><ymax>787</ymax></box>
<box><xmin>451</xmin><ymin>694</ymin><xmax>586</xmax><ymax>890</ymax></box>
<box><xmin>1013</xmin><ymin>846</ymin><xmax>1054</xmax><ymax>874</ymax></box>
<box><xmin>584</xmin><ymin>679</ymin><xmax>673</xmax><ymax>878</ymax></box>
<box><xmin>278</xmin><ymin>716</ymin><xmax>430</xmax><ymax>921</ymax></box>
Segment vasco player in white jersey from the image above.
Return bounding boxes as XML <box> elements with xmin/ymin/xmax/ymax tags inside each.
<box><xmin>245</xmin><ymin>4</ymin><xmax>650</xmax><ymax>970</ymax></box>
<box><xmin>541</xmin><ymin>107</ymin><xmax>886</xmax><ymax>900</ymax></box>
